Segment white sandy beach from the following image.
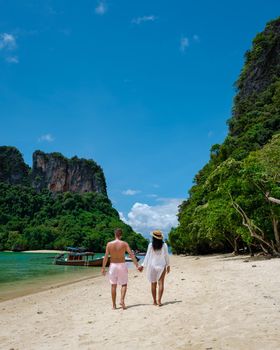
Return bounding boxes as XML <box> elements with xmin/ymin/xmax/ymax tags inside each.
<box><xmin>4</xmin><ymin>250</ymin><xmax>66</xmax><ymax>254</ymax></box>
<box><xmin>1</xmin><ymin>254</ymin><xmax>280</xmax><ymax>350</ymax></box>
<box><xmin>22</xmin><ymin>250</ymin><xmax>66</xmax><ymax>253</ymax></box>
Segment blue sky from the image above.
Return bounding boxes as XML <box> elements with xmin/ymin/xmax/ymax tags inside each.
<box><xmin>1</xmin><ymin>0</ymin><xmax>280</xmax><ymax>237</ymax></box>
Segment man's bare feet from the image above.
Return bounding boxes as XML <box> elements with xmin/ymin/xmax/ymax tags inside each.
<box><xmin>157</xmin><ymin>301</ymin><xmax>163</xmax><ymax>307</ymax></box>
<box><xmin>153</xmin><ymin>301</ymin><xmax>158</xmax><ymax>306</ymax></box>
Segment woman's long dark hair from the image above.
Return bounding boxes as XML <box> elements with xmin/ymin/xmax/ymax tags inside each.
<box><xmin>152</xmin><ymin>237</ymin><xmax>164</xmax><ymax>250</ymax></box>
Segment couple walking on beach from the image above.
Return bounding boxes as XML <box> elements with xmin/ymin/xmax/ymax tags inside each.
<box><xmin>101</xmin><ymin>228</ymin><xmax>170</xmax><ymax>309</ymax></box>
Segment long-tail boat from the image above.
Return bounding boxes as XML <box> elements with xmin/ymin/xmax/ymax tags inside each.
<box><xmin>54</xmin><ymin>247</ymin><xmax>139</xmax><ymax>267</ymax></box>
<box><xmin>54</xmin><ymin>247</ymin><xmax>110</xmax><ymax>267</ymax></box>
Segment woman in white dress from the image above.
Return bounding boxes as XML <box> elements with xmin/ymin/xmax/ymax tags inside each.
<box><xmin>140</xmin><ymin>230</ymin><xmax>170</xmax><ymax>306</ymax></box>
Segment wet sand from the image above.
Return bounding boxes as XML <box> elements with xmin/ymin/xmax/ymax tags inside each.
<box><xmin>1</xmin><ymin>254</ymin><xmax>280</xmax><ymax>350</ymax></box>
<box><xmin>0</xmin><ymin>272</ymin><xmax>100</xmax><ymax>302</ymax></box>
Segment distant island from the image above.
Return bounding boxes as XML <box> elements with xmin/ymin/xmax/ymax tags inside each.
<box><xmin>169</xmin><ymin>17</ymin><xmax>280</xmax><ymax>256</ymax></box>
<box><xmin>0</xmin><ymin>148</ymin><xmax>148</xmax><ymax>252</ymax></box>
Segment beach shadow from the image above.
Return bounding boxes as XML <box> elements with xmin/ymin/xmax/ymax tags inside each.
<box><xmin>161</xmin><ymin>300</ymin><xmax>182</xmax><ymax>306</ymax></box>
<box><xmin>217</xmin><ymin>254</ymin><xmax>272</xmax><ymax>262</ymax></box>
<box><xmin>126</xmin><ymin>303</ymin><xmax>150</xmax><ymax>309</ymax></box>
<box><xmin>218</xmin><ymin>255</ymin><xmax>250</xmax><ymax>262</ymax></box>
<box><xmin>125</xmin><ymin>300</ymin><xmax>183</xmax><ymax>309</ymax></box>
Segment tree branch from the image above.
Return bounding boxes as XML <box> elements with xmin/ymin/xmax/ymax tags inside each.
<box><xmin>267</xmin><ymin>196</ymin><xmax>280</xmax><ymax>205</ymax></box>
<box><xmin>231</xmin><ymin>200</ymin><xmax>276</xmax><ymax>254</ymax></box>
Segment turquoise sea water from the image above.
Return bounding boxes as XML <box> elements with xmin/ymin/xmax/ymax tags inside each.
<box><xmin>0</xmin><ymin>252</ymin><xmax>102</xmax><ymax>301</ymax></box>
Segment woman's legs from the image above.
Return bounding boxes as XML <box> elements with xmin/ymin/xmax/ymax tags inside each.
<box><xmin>157</xmin><ymin>268</ymin><xmax>166</xmax><ymax>306</ymax></box>
<box><xmin>151</xmin><ymin>282</ymin><xmax>157</xmax><ymax>305</ymax></box>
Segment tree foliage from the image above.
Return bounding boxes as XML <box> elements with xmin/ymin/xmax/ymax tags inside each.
<box><xmin>0</xmin><ymin>184</ymin><xmax>148</xmax><ymax>252</ymax></box>
<box><xmin>170</xmin><ymin>18</ymin><xmax>280</xmax><ymax>255</ymax></box>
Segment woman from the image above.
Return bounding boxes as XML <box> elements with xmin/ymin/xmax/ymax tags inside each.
<box><xmin>140</xmin><ymin>230</ymin><xmax>170</xmax><ymax>306</ymax></box>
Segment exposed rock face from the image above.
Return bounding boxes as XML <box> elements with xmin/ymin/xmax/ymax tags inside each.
<box><xmin>235</xmin><ymin>18</ymin><xmax>280</xmax><ymax>112</ymax></box>
<box><xmin>228</xmin><ymin>17</ymin><xmax>280</xmax><ymax>140</ymax></box>
<box><xmin>0</xmin><ymin>147</ymin><xmax>108</xmax><ymax>195</ymax></box>
<box><xmin>32</xmin><ymin>151</ymin><xmax>107</xmax><ymax>195</ymax></box>
<box><xmin>0</xmin><ymin>146</ymin><xmax>30</xmax><ymax>185</ymax></box>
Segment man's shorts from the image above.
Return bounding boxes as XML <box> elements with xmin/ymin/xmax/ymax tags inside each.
<box><xmin>108</xmin><ymin>262</ymin><xmax>128</xmax><ymax>285</ymax></box>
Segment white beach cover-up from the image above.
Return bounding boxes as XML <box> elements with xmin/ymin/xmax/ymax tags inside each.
<box><xmin>142</xmin><ymin>243</ymin><xmax>170</xmax><ymax>283</ymax></box>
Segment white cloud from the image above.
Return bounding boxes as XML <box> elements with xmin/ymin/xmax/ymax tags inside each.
<box><xmin>208</xmin><ymin>130</ymin><xmax>214</xmax><ymax>138</ymax></box>
<box><xmin>119</xmin><ymin>211</ymin><xmax>128</xmax><ymax>223</ymax></box>
<box><xmin>132</xmin><ymin>15</ymin><xmax>157</xmax><ymax>25</ymax></box>
<box><xmin>146</xmin><ymin>194</ymin><xmax>158</xmax><ymax>198</ymax></box>
<box><xmin>0</xmin><ymin>33</ymin><xmax>16</xmax><ymax>50</ymax></box>
<box><xmin>120</xmin><ymin>198</ymin><xmax>183</xmax><ymax>237</ymax></box>
<box><xmin>95</xmin><ymin>1</ymin><xmax>107</xmax><ymax>15</ymax></box>
<box><xmin>122</xmin><ymin>189</ymin><xmax>141</xmax><ymax>196</ymax></box>
<box><xmin>38</xmin><ymin>134</ymin><xmax>55</xmax><ymax>142</ymax></box>
<box><xmin>6</xmin><ymin>56</ymin><xmax>18</xmax><ymax>64</ymax></box>
<box><xmin>193</xmin><ymin>34</ymin><xmax>200</xmax><ymax>42</ymax></box>
<box><xmin>0</xmin><ymin>33</ymin><xmax>19</xmax><ymax>63</ymax></box>
<box><xmin>180</xmin><ymin>37</ymin><xmax>189</xmax><ymax>52</ymax></box>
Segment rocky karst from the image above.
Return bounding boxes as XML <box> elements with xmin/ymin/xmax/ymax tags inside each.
<box><xmin>32</xmin><ymin>151</ymin><xmax>107</xmax><ymax>195</ymax></box>
<box><xmin>0</xmin><ymin>146</ymin><xmax>30</xmax><ymax>186</ymax></box>
<box><xmin>0</xmin><ymin>148</ymin><xmax>107</xmax><ymax>196</ymax></box>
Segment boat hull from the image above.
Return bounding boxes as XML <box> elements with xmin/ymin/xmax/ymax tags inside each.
<box><xmin>54</xmin><ymin>256</ymin><xmax>139</xmax><ymax>267</ymax></box>
<box><xmin>54</xmin><ymin>258</ymin><xmax>110</xmax><ymax>267</ymax></box>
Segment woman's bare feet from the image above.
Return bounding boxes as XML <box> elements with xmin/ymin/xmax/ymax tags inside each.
<box><xmin>120</xmin><ymin>301</ymin><xmax>127</xmax><ymax>310</ymax></box>
<box><xmin>157</xmin><ymin>301</ymin><xmax>163</xmax><ymax>307</ymax></box>
<box><xmin>153</xmin><ymin>301</ymin><xmax>158</xmax><ymax>306</ymax></box>
<box><xmin>112</xmin><ymin>303</ymin><xmax>117</xmax><ymax>310</ymax></box>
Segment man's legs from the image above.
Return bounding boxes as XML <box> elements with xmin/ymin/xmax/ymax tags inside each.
<box><xmin>151</xmin><ymin>282</ymin><xmax>157</xmax><ymax>305</ymax></box>
<box><xmin>111</xmin><ymin>284</ymin><xmax>117</xmax><ymax>309</ymax></box>
<box><xmin>158</xmin><ymin>268</ymin><xmax>166</xmax><ymax>306</ymax></box>
<box><xmin>120</xmin><ymin>284</ymin><xmax>127</xmax><ymax>309</ymax></box>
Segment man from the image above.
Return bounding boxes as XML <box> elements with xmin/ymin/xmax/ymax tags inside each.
<box><xmin>101</xmin><ymin>228</ymin><xmax>140</xmax><ymax>310</ymax></box>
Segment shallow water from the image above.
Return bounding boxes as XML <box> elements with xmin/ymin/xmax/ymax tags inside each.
<box><xmin>0</xmin><ymin>252</ymin><xmax>102</xmax><ymax>301</ymax></box>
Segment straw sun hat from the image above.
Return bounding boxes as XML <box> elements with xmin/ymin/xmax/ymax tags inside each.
<box><xmin>151</xmin><ymin>230</ymin><xmax>164</xmax><ymax>240</ymax></box>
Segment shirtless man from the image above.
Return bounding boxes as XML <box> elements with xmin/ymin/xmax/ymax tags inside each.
<box><xmin>101</xmin><ymin>228</ymin><xmax>140</xmax><ymax>309</ymax></box>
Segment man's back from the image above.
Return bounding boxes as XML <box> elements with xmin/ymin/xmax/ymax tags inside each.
<box><xmin>108</xmin><ymin>239</ymin><xmax>127</xmax><ymax>263</ymax></box>
<box><xmin>102</xmin><ymin>228</ymin><xmax>140</xmax><ymax>309</ymax></box>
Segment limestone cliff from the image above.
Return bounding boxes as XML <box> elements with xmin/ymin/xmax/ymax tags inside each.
<box><xmin>235</xmin><ymin>18</ymin><xmax>280</xmax><ymax>105</ymax></box>
<box><xmin>0</xmin><ymin>148</ymin><xmax>148</xmax><ymax>252</ymax></box>
<box><xmin>32</xmin><ymin>151</ymin><xmax>107</xmax><ymax>195</ymax></box>
<box><xmin>0</xmin><ymin>146</ymin><xmax>30</xmax><ymax>185</ymax></box>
